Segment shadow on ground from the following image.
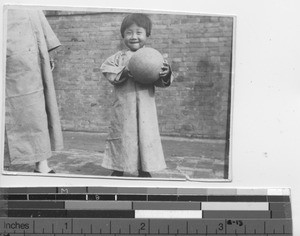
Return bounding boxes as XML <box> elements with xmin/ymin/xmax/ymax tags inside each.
<box><xmin>4</xmin><ymin>131</ymin><xmax>229</xmax><ymax>180</ymax></box>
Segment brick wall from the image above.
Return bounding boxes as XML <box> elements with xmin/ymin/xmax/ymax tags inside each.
<box><xmin>46</xmin><ymin>11</ymin><xmax>233</xmax><ymax>139</ymax></box>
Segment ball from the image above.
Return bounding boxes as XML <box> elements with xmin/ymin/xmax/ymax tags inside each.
<box><xmin>128</xmin><ymin>48</ymin><xmax>164</xmax><ymax>84</ymax></box>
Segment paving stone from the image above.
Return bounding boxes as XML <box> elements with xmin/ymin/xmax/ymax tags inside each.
<box><xmin>4</xmin><ymin>131</ymin><xmax>228</xmax><ymax>180</ymax></box>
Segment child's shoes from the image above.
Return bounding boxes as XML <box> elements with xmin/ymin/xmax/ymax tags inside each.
<box><xmin>138</xmin><ymin>170</ymin><xmax>152</xmax><ymax>178</ymax></box>
<box><xmin>34</xmin><ymin>169</ymin><xmax>55</xmax><ymax>174</ymax></box>
<box><xmin>111</xmin><ymin>170</ymin><xmax>151</xmax><ymax>177</ymax></box>
<box><xmin>111</xmin><ymin>170</ymin><xmax>124</xmax><ymax>176</ymax></box>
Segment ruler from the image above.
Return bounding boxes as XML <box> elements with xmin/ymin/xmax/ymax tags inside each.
<box><xmin>0</xmin><ymin>187</ymin><xmax>293</xmax><ymax>235</ymax></box>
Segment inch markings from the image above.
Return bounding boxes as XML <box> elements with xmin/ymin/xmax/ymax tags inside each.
<box><xmin>0</xmin><ymin>187</ymin><xmax>293</xmax><ymax>235</ymax></box>
<box><xmin>0</xmin><ymin>218</ymin><xmax>293</xmax><ymax>235</ymax></box>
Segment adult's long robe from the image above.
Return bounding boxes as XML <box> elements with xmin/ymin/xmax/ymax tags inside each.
<box><xmin>100</xmin><ymin>50</ymin><xmax>173</xmax><ymax>173</ymax></box>
<box><xmin>5</xmin><ymin>9</ymin><xmax>63</xmax><ymax>164</ymax></box>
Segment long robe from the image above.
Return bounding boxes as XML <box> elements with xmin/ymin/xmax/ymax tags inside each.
<box><xmin>5</xmin><ymin>10</ymin><xmax>63</xmax><ymax>164</ymax></box>
<box><xmin>100</xmin><ymin>49</ymin><xmax>172</xmax><ymax>173</ymax></box>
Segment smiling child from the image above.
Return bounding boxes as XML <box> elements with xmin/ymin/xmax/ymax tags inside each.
<box><xmin>100</xmin><ymin>13</ymin><xmax>173</xmax><ymax>178</ymax></box>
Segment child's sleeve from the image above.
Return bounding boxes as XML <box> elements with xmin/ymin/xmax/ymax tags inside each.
<box><xmin>100</xmin><ymin>53</ymin><xmax>127</xmax><ymax>85</ymax></box>
<box><xmin>154</xmin><ymin>66</ymin><xmax>174</xmax><ymax>88</ymax></box>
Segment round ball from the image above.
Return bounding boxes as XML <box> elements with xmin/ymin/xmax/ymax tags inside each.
<box><xmin>128</xmin><ymin>48</ymin><xmax>164</xmax><ymax>84</ymax></box>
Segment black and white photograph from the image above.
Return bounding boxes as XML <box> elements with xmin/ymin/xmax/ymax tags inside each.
<box><xmin>2</xmin><ymin>5</ymin><xmax>234</xmax><ymax>180</ymax></box>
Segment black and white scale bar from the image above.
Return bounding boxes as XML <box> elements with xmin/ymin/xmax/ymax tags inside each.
<box><xmin>0</xmin><ymin>218</ymin><xmax>293</xmax><ymax>235</ymax></box>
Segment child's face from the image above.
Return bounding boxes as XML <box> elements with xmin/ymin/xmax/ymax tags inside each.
<box><xmin>123</xmin><ymin>23</ymin><xmax>147</xmax><ymax>51</ymax></box>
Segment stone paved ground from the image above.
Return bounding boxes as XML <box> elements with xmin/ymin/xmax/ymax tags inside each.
<box><xmin>4</xmin><ymin>131</ymin><xmax>229</xmax><ymax>180</ymax></box>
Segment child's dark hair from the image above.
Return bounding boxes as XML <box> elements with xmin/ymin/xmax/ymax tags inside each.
<box><xmin>120</xmin><ymin>13</ymin><xmax>152</xmax><ymax>38</ymax></box>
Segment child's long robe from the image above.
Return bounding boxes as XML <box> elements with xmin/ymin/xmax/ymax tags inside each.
<box><xmin>5</xmin><ymin>10</ymin><xmax>63</xmax><ymax>164</ymax></box>
<box><xmin>100</xmin><ymin>50</ymin><xmax>172</xmax><ymax>172</ymax></box>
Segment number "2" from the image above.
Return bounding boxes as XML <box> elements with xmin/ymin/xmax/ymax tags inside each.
<box><xmin>140</xmin><ymin>222</ymin><xmax>146</xmax><ymax>231</ymax></box>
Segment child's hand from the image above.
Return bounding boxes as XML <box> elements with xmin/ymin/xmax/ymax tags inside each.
<box><xmin>50</xmin><ymin>57</ymin><xmax>55</xmax><ymax>71</ymax></box>
<box><xmin>124</xmin><ymin>67</ymin><xmax>134</xmax><ymax>79</ymax></box>
<box><xmin>159</xmin><ymin>60</ymin><xmax>171</xmax><ymax>79</ymax></box>
<box><xmin>119</xmin><ymin>67</ymin><xmax>133</xmax><ymax>82</ymax></box>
